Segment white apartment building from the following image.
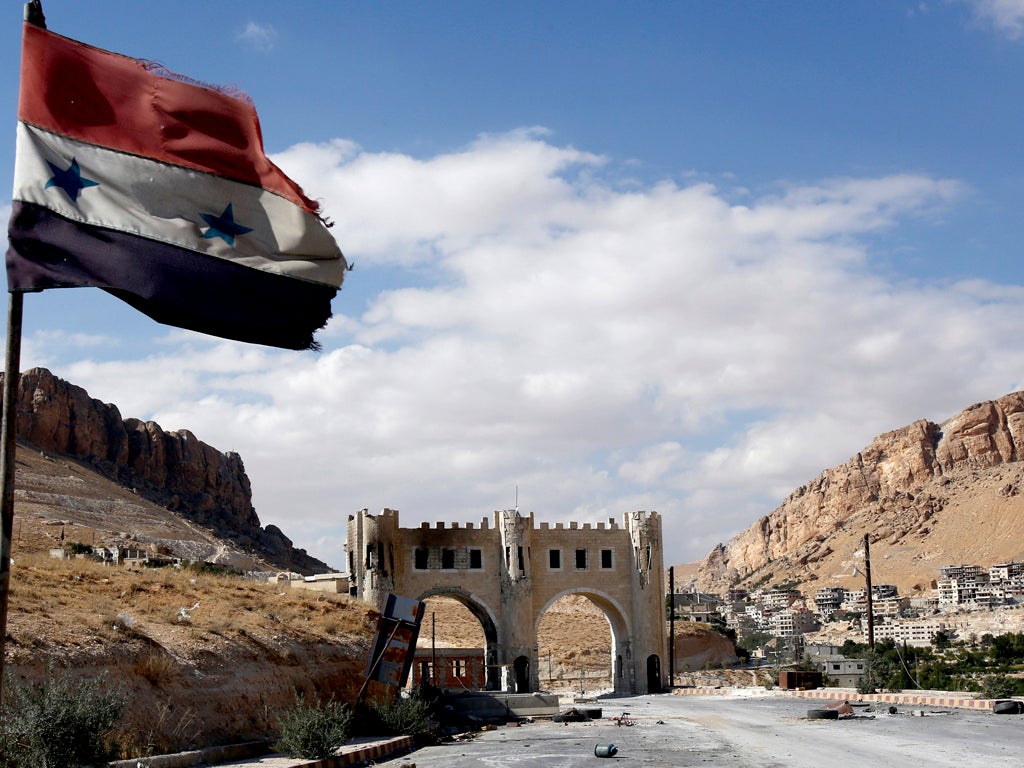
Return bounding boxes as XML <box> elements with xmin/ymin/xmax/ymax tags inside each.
<box><xmin>868</xmin><ymin>619</ymin><xmax>947</xmax><ymax>647</ymax></box>
<box><xmin>989</xmin><ymin>562</ymin><xmax>1024</xmax><ymax>583</ymax></box>
<box><xmin>939</xmin><ymin>564</ymin><xmax>987</xmax><ymax>582</ymax></box>
<box><xmin>937</xmin><ymin>578</ymin><xmax>978</xmax><ymax>606</ymax></box>
<box><xmin>770</xmin><ymin>606</ymin><xmax>819</xmax><ymax>638</ymax></box>
<box><xmin>754</xmin><ymin>586</ymin><xmax>800</xmax><ymax>611</ymax></box>
<box><xmin>814</xmin><ymin>587</ymin><xmax>846</xmax><ymax>617</ymax></box>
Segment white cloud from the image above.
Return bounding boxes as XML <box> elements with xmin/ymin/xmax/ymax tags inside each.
<box><xmin>236</xmin><ymin>21</ymin><xmax>279</xmax><ymax>52</ymax></box>
<box><xmin>963</xmin><ymin>0</ymin><xmax>1024</xmax><ymax>38</ymax></box>
<box><xmin>36</xmin><ymin>131</ymin><xmax>1024</xmax><ymax>568</ymax></box>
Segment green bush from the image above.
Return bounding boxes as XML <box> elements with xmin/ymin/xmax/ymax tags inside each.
<box><xmin>275</xmin><ymin>696</ymin><xmax>352</xmax><ymax>760</ymax></box>
<box><xmin>0</xmin><ymin>664</ymin><xmax>126</xmax><ymax>768</ymax></box>
<box><xmin>372</xmin><ymin>692</ymin><xmax>434</xmax><ymax>736</ymax></box>
<box><xmin>978</xmin><ymin>674</ymin><xmax>1024</xmax><ymax>700</ymax></box>
<box><xmin>352</xmin><ymin>689</ymin><xmax>437</xmax><ymax>741</ymax></box>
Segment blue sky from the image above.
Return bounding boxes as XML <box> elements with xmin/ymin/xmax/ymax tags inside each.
<box><xmin>2</xmin><ymin>1</ymin><xmax>1023</xmax><ymax>570</ymax></box>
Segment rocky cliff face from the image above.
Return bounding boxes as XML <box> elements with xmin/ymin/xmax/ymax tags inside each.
<box><xmin>3</xmin><ymin>367</ymin><xmax>329</xmax><ymax>574</ymax></box>
<box><xmin>695</xmin><ymin>392</ymin><xmax>1024</xmax><ymax>594</ymax></box>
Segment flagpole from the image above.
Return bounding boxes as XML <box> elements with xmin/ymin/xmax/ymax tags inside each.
<box><xmin>0</xmin><ymin>1</ymin><xmax>44</xmax><ymax>706</ymax></box>
<box><xmin>0</xmin><ymin>292</ymin><xmax>24</xmax><ymax>704</ymax></box>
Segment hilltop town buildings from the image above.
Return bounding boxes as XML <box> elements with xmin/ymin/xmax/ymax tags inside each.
<box><xmin>675</xmin><ymin>560</ymin><xmax>1024</xmax><ymax>653</ymax></box>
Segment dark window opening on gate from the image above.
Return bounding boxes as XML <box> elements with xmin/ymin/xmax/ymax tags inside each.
<box><xmin>575</xmin><ymin>548</ymin><xmax>588</xmax><ymax>569</ymax></box>
<box><xmin>549</xmin><ymin>549</ymin><xmax>561</xmax><ymax>569</ymax></box>
<box><xmin>601</xmin><ymin>549</ymin><xmax>613</xmax><ymax>569</ymax></box>
<box><xmin>441</xmin><ymin>548</ymin><xmax>456</xmax><ymax>569</ymax></box>
<box><xmin>517</xmin><ymin>546</ymin><xmax>524</xmax><ymax>572</ymax></box>
<box><xmin>414</xmin><ymin>547</ymin><xmax>429</xmax><ymax>570</ymax></box>
<box><xmin>469</xmin><ymin>548</ymin><xmax>483</xmax><ymax>569</ymax></box>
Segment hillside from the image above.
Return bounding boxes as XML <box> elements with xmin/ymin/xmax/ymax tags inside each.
<box><xmin>693</xmin><ymin>392</ymin><xmax>1024</xmax><ymax>595</ymax></box>
<box><xmin>4</xmin><ymin>538</ymin><xmax>376</xmax><ymax>755</ymax></box>
<box><xmin>13</xmin><ymin>444</ymin><xmax>275</xmax><ymax>571</ymax></box>
<box><xmin>1</xmin><ymin>439</ymin><xmax>378</xmax><ymax>756</ymax></box>
<box><xmin>3</xmin><ymin>368</ymin><xmax>330</xmax><ymax>574</ymax></box>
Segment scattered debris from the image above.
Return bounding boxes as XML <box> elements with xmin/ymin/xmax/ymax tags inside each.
<box><xmin>610</xmin><ymin>711</ymin><xmax>636</xmax><ymax>726</ymax></box>
<box><xmin>553</xmin><ymin>707</ymin><xmax>591</xmax><ymax>723</ymax></box>
<box><xmin>993</xmin><ymin>700</ymin><xmax>1024</xmax><ymax>715</ymax></box>
<box><xmin>827</xmin><ymin>701</ymin><xmax>855</xmax><ymax>717</ymax></box>
<box><xmin>594</xmin><ymin>744</ymin><xmax>618</xmax><ymax>758</ymax></box>
<box><xmin>806</xmin><ymin>708</ymin><xmax>839</xmax><ymax>720</ymax></box>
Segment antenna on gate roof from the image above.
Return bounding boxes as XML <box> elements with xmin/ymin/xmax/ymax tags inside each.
<box><xmin>515</xmin><ymin>484</ymin><xmax>519</xmax><ymax>513</ymax></box>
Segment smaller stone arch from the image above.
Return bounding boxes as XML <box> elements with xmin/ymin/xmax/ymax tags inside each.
<box><xmin>535</xmin><ymin>587</ymin><xmax>634</xmax><ymax>694</ymax></box>
<box><xmin>417</xmin><ymin>587</ymin><xmax>502</xmax><ymax>690</ymax></box>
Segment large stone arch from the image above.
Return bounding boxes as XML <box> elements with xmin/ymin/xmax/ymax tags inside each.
<box><xmin>347</xmin><ymin>508</ymin><xmax>667</xmax><ymax>695</ymax></box>
<box><xmin>534</xmin><ymin>588</ymin><xmax>634</xmax><ymax>694</ymax></box>
<box><xmin>416</xmin><ymin>587</ymin><xmax>502</xmax><ymax>690</ymax></box>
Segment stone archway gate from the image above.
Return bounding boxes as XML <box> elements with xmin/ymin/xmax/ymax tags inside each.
<box><xmin>346</xmin><ymin>508</ymin><xmax>667</xmax><ymax>694</ymax></box>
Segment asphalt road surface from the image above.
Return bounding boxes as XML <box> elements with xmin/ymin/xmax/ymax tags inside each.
<box><xmin>374</xmin><ymin>692</ymin><xmax>1021</xmax><ymax>768</ymax></box>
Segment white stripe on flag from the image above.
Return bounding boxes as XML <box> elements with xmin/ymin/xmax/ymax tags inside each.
<box><xmin>13</xmin><ymin>123</ymin><xmax>344</xmax><ymax>286</ymax></box>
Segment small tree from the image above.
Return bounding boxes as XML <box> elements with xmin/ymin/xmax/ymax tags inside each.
<box><xmin>855</xmin><ymin>649</ymin><xmax>892</xmax><ymax>694</ymax></box>
<box><xmin>275</xmin><ymin>696</ymin><xmax>353</xmax><ymax>760</ymax></box>
<box><xmin>0</xmin><ymin>664</ymin><xmax>126</xmax><ymax>768</ymax></box>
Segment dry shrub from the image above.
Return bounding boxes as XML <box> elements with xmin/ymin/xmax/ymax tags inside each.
<box><xmin>115</xmin><ymin>694</ymin><xmax>200</xmax><ymax>758</ymax></box>
<box><xmin>133</xmin><ymin>651</ymin><xmax>179</xmax><ymax>687</ymax></box>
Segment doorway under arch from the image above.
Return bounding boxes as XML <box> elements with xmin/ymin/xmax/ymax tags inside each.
<box><xmin>417</xmin><ymin>589</ymin><xmax>501</xmax><ymax>690</ymax></box>
<box><xmin>647</xmin><ymin>654</ymin><xmax>662</xmax><ymax>693</ymax></box>
<box><xmin>513</xmin><ymin>655</ymin><xmax>531</xmax><ymax>693</ymax></box>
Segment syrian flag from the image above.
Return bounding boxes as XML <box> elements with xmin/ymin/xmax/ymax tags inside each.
<box><xmin>6</xmin><ymin>21</ymin><xmax>347</xmax><ymax>350</ymax></box>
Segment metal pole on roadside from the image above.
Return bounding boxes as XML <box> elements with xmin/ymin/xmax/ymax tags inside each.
<box><xmin>864</xmin><ymin>533</ymin><xmax>875</xmax><ymax>649</ymax></box>
<box><xmin>668</xmin><ymin>566</ymin><xmax>675</xmax><ymax>689</ymax></box>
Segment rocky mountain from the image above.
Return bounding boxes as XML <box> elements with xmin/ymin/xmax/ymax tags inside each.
<box><xmin>1</xmin><ymin>367</ymin><xmax>330</xmax><ymax>574</ymax></box>
<box><xmin>694</xmin><ymin>392</ymin><xmax>1024</xmax><ymax>596</ymax></box>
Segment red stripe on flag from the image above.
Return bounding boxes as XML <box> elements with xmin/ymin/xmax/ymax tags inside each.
<box><xmin>18</xmin><ymin>24</ymin><xmax>319</xmax><ymax>214</ymax></box>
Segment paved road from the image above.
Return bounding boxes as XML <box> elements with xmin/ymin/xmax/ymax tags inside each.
<box><xmin>373</xmin><ymin>693</ymin><xmax>1022</xmax><ymax>768</ymax></box>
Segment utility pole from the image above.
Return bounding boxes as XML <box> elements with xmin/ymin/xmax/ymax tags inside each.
<box><xmin>668</xmin><ymin>566</ymin><xmax>675</xmax><ymax>690</ymax></box>
<box><xmin>863</xmin><ymin>533</ymin><xmax>875</xmax><ymax>649</ymax></box>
